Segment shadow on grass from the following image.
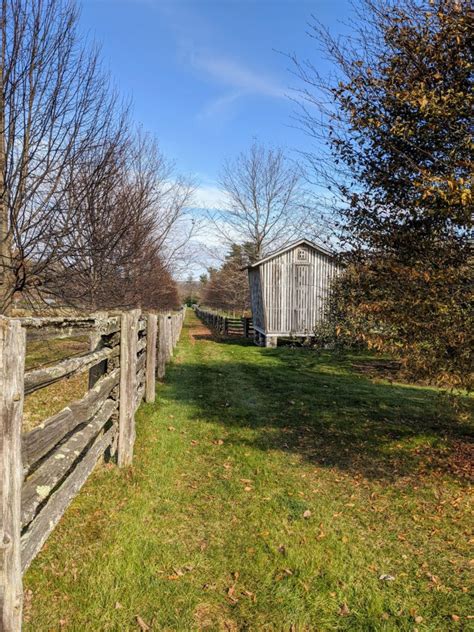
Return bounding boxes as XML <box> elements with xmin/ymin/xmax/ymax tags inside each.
<box><xmin>192</xmin><ymin>334</ymin><xmax>255</xmax><ymax>346</ymax></box>
<box><xmin>166</xmin><ymin>336</ymin><xmax>473</xmax><ymax>483</ymax></box>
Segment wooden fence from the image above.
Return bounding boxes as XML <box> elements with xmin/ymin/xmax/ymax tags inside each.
<box><xmin>0</xmin><ymin>308</ymin><xmax>185</xmax><ymax>631</ymax></box>
<box><xmin>195</xmin><ymin>307</ymin><xmax>253</xmax><ymax>338</ymax></box>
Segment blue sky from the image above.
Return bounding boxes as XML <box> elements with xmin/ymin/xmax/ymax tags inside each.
<box><xmin>80</xmin><ymin>0</ymin><xmax>352</xmax><ymax>207</ymax></box>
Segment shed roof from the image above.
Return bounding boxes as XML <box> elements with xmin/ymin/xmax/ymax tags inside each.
<box><xmin>246</xmin><ymin>238</ymin><xmax>335</xmax><ymax>270</ymax></box>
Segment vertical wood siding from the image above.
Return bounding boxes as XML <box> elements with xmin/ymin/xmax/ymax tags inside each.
<box><xmin>248</xmin><ymin>269</ymin><xmax>265</xmax><ymax>331</ymax></box>
<box><xmin>252</xmin><ymin>245</ymin><xmax>338</xmax><ymax>335</ymax></box>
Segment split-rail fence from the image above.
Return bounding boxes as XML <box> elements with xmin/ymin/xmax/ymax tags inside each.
<box><xmin>0</xmin><ymin>308</ymin><xmax>185</xmax><ymax>631</ymax></box>
<box><xmin>195</xmin><ymin>307</ymin><xmax>254</xmax><ymax>338</ymax></box>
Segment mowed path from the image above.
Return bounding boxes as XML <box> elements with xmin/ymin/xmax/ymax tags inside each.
<box><xmin>24</xmin><ymin>312</ymin><xmax>473</xmax><ymax>630</ymax></box>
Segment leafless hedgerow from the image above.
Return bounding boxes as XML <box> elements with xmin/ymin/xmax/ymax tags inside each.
<box><xmin>0</xmin><ymin>0</ymin><xmax>124</xmax><ymax>311</ymax></box>
<box><xmin>46</xmin><ymin>129</ymin><xmax>195</xmax><ymax>311</ymax></box>
<box><xmin>0</xmin><ymin>0</ymin><xmax>196</xmax><ymax>314</ymax></box>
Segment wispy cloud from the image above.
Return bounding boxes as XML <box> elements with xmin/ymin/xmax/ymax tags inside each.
<box><xmin>192</xmin><ymin>52</ymin><xmax>287</xmax><ymax>99</ymax></box>
<box><xmin>191</xmin><ymin>51</ymin><xmax>287</xmax><ymax>119</ymax></box>
<box><xmin>149</xmin><ymin>1</ymin><xmax>287</xmax><ymax>120</ymax></box>
<box><xmin>193</xmin><ymin>183</ymin><xmax>227</xmax><ymax>209</ymax></box>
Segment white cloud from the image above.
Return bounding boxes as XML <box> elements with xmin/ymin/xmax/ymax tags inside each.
<box><xmin>194</xmin><ymin>184</ymin><xmax>227</xmax><ymax>209</ymax></box>
<box><xmin>191</xmin><ymin>51</ymin><xmax>287</xmax><ymax>119</ymax></box>
<box><xmin>197</xmin><ymin>90</ymin><xmax>244</xmax><ymax>120</ymax></box>
<box><xmin>192</xmin><ymin>52</ymin><xmax>287</xmax><ymax>100</ymax></box>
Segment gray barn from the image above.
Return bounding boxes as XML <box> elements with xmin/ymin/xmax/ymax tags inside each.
<box><xmin>247</xmin><ymin>239</ymin><xmax>338</xmax><ymax>347</ymax></box>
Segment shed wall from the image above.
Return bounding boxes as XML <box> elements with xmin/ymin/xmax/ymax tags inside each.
<box><xmin>248</xmin><ymin>268</ymin><xmax>265</xmax><ymax>331</ymax></box>
<box><xmin>258</xmin><ymin>246</ymin><xmax>337</xmax><ymax>335</ymax></box>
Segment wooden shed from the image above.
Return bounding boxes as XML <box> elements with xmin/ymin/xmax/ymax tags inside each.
<box><xmin>247</xmin><ymin>238</ymin><xmax>338</xmax><ymax>347</ymax></box>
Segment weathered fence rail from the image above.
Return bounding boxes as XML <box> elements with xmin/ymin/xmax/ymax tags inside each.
<box><xmin>0</xmin><ymin>307</ymin><xmax>185</xmax><ymax>630</ymax></box>
<box><xmin>195</xmin><ymin>307</ymin><xmax>253</xmax><ymax>338</ymax></box>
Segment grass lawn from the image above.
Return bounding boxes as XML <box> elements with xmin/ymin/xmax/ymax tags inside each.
<box><xmin>24</xmin><ymin>311</ymin><xmax>473</xmax><ymax>631</ymax></box>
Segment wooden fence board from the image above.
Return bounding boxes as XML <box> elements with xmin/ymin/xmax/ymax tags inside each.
<box><xmin>21</xmin><ymin>399</ymin><xmax>117</xmax><ymax>528</ymax></box>
<box><xmin>20</xmin><ymin>425</ymin><xmax>115</xmax><ymax>573</ymax></box>
<box><xmin>24</xmin><ymin>345</ymin><xmax>118</xmax><ymax>395</ymax></box>
<box><xmin>22</xmin><ymin>369</ymin><xmax>119</xmax><ymax>474</ymax></box>
<box><xmin>1</xmin><ymin>307</ymin><xmax>185</xmax><ymax>628</ymax></box>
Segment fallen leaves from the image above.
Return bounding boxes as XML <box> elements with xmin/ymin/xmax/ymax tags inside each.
<box><xmin>135</xmin><ymin>615</ymin><xmax>150</xmax><ymax>631</ymax></box>
<box><xmin>167</xmin><ymin>565</ymin><xmax>193</xmax><ymax>580</ymax></box>
<box><xmin>379</xmin><ymin>574</ymin><xmax>396</xmax><ymax>582</ymax></box>
<box><xmin>226</xmin><ymin>572</ymin><xmax>240</xmax><ymax>605</ymax></box>
<box><xmin>303</xmin><ymin>509</ymin><xmax>311</xmax><ymax>519</ymax></box>
<box><xmin>339</xmin><ymin>603</ymin><xmax>350</xmax><ymax>616</ymax></box>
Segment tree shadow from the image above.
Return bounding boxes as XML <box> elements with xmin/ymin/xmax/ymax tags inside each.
<box><xmin>164</xmin><ymin>340</ymin><xmax>473</xmax><ymax>483</ymax></box>
<box><xmin>192</xmin><ymin>334</ymin><xmax>255</xmax><ymax>346</ymax></box>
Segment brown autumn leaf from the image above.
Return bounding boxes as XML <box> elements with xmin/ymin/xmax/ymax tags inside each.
<box><xmin>135</xmin><ymin>615</ymin><xmax>150</xmax><ymax>631</ymax></box>
<box><xmin>303</xmin><ymin>509</ymin><xmax>311</xmax><ymax>519</ymax></box>
<box><xmin>339</xmin><ymin>603</ymin><xmax>350</xmax><ymax>616</ymax></box>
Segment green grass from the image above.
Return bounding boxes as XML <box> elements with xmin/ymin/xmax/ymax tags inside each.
<box><xmin>24</xmin><ymin>312</ymin><xmax>473</xmax><ymax>631</ymax></box>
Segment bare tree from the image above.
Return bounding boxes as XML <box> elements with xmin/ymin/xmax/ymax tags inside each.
<box><xmin>212</xmin><ymin>142</ymin><xmax>309</xmax><ymax>262</ymax></box>
<box><xmin>49</xmin><ymin>128</ymin><xmax>195</xmax><ymax>311</ymax></box>
<box><xmin>0</xmin><ymin>0</ymin><xmax>120</xmax><ymax>312</ymax></box>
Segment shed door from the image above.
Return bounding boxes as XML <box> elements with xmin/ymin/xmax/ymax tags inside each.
<box><xmin>292</xmin><ymin>264</ymin><xmax>311</xmax><ymax>333</ymax></box>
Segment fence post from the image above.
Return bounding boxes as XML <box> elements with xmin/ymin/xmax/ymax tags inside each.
<box><xmin>118</xmin><ymin>309</ymin><xmax>140</xmax><ymax>467</ymax></box>
<box><xmin>223</xmin><ymin>317</ymin><xmax>228</xmax><ymax>336</ymax></box>
<box><xmin>88</xmin><ymin>312</ymin><xmax>108</xmax><ymax>389</ymax></box>
<box><xmin>157</xmin><ymin>314</ymin><xmax>166</xmax><ymax>379</ymax></box>
<box><xmin>0</xmin><ymin>318</ymin><xmax>25</xmax><ymax>631</ymax></box>
<box><xmin>243</xmin><ymin>317</ymin><xmax>250</xmax><ymax>338</ymax></box>
<box><xmin>166</xmin><ymin>314</ymin><xmax>173</xmax><ymax>359</ymax></box>
<box><xmin>145</xmin><ymin>314</ymin><xmax>157</xmax><ymax>403</ymax></box>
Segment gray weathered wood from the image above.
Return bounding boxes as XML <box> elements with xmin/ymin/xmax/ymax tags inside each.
<box><xmin>137</xmin><ymin>336</ymin><xmax>147</xmax><ymax>354</ymax></box>
<box><xmin>145</xmin><ymin>314</ymin><xmax>157</xmax><ymax>403</ymax></box>
<box><xmin>22</xmin><ymin>369</ymin><xmax>119</xmax><ymax>473</ymax></box>
<box><xmin>20</xmin><ymin>425</ymin><xmax>115</xmax><ymax>573</ymax></box>
<box><xmin>118</xmin><ymin>310</ymin><xmax>140</xmax><ymax>467</ymax></box>
<box><xmin>0</xmin><ymin>318</ymin><xmax>25</xmax><ymax>631</ymax></box>
<box><xmin>166</xmin><ymin>315</ymin><xmax>173</xmax><ymax>359</ymax></box>
<box><xmin>20</xmin><ymin>315</ymin><xmax>121</xmax><ymax>341</ymax></box>
<box><xmin>136</xmin><ymin>352</ymin><xmax>146</xmax><ymax>375</ymax></box>
<box><xmin>88</xmin><ymin>323</ymin><xmax>106</xmax><ymax>390</ymax></box>
<box><xmin>157</xmin><ymin>314</ymin><xmax>167</xmax><ymax>379</ymax></box>
<box><xmin>135</xmin><ymin>382</ymin><xmax>146</xmax><ymax>412</ymax></box>
<box><xmin>247</xmin><ymin>239</ymin><xmax>339</xmax><ymax>344</ymax></box>
<box><xmin>21</xmin><ymin>399</ymin><xmax>116</xmax><ymax>528</ymax></box>
<box><xmin>24</xmin><ymin>345</ymin><xmax>118</xmax><ymax>395</ymax></box>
